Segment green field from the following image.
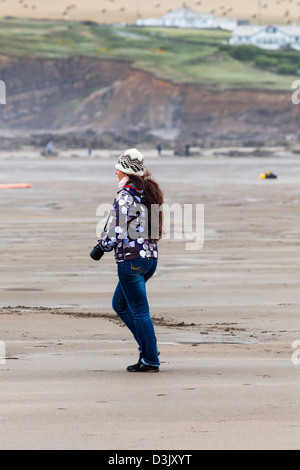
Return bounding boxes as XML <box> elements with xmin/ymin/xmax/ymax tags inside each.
<box><xmin>0</xmin><ymin>18</ymin><xmax>298</xmax><ymax>90</ymax></box>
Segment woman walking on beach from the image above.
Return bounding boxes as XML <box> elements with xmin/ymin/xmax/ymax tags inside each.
<box><xmin>92</xmin><ymin>149</ymin><xmax>163</xmax><ymax>372</ymax></box>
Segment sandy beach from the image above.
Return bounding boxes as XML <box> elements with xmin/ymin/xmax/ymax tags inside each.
<box><xmin>0</xmin><ymin>0</ymin><xmax>294</xmax><ymax>24</ymax></box>
<box><xmin>1</xmin><ymin>148</ymin><xmax>300</xmax><ymax>450</ymax></box>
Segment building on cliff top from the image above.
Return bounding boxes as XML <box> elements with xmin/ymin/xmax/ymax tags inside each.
<box><xmin>136</xmin><ymin>7</ymin><xmax>237</xmax><ymax>32</ymax></box>
<box><xmin>230</xmin><ymin>24</ymin><xmax>300</xmax><ymax>50</ymax></box>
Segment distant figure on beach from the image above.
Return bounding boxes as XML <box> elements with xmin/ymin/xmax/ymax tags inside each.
<box><xmin>46</xmin><ymin>141</ymin><xmax>54</xmax><ymax>156</ymax></box>
<box><xmin>91</xmin><ymin>148</ymin><xmax>164</xmax><ymax>372</ymax></box>
<box><xmin>184</xmin><ymin>142</ymin><xmax>190</xmax><ymax>157</ymax></box>
<box><xmin>156</xmin><ymin>142</ymin><xmax>162</xmax><ymax>156</ymax></box>
<box><xmin>88</xmin><ymin>146</ymin><xmax>93</xmax><ymax>158</ymax></box>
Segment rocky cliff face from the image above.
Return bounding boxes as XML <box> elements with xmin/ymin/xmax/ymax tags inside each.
<box><xmin>0</xmin><ymin>54</ymin><xmax>298</xmax><ymax>146</ymax></box>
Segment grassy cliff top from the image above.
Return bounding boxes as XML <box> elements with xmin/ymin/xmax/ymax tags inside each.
<box><xmin>0</xmin><ymin>19</ymin><xmax>298</xmax><ymax>90</ymax></box>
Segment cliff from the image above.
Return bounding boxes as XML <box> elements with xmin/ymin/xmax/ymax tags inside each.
<box><xmin>0</xmin><ymin>54</ymin><xmax>298</xmax><ymax>147</ymax></box>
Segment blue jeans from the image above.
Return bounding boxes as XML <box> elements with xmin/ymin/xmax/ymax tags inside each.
<box><xmin>112</xmin><ymin>258</ymin><xmax>160</xmax><ymax>367</ymax></box>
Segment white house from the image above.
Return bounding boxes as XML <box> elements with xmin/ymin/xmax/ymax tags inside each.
<box><xmin>230</xmin><ymin>24</ymin><xmax>300</xmax><ymax>50</ymax></box>
<box><xmin>137</xmin><ymin>7</ymin><xmax>237</xmax><ymax>32</ymax></box>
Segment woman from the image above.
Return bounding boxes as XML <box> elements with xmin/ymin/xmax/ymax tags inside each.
<box><xmin>95</xmin><ymin>148</ymin><xmax>164</xmax><ymax>372</ymax></box>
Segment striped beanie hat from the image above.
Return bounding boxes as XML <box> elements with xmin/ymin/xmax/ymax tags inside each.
<box><xmin>115</xmin><ymin>148</ymin><xmax>145</xmax><ymax>176</ymax></box>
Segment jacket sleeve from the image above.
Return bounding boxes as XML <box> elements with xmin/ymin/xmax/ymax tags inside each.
<box><xmin>97</xmin><ymin>190</ymin><xmax>134</xmax><ymax>252</ymax></box>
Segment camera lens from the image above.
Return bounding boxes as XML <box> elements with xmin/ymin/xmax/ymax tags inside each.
<box><xmin>90</xmin><ymin>245</ymin><xmax>104</xmax><ymax>261</ymax></box>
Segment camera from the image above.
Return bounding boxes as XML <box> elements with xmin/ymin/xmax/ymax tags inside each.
<box><xmin>90</xmin><ymin>244</ymin><xmax>104</xmax><ymax>261</ymax></box>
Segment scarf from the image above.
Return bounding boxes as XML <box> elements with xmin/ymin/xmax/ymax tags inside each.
<box><xmin>118</xmin><ymin>175</ymin><xmax>129</xmax><ymax>190</ymax></box>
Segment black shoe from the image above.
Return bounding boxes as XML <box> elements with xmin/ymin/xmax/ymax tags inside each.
<box><xmin>127</xmin><ymin>362</ymin><xmax>159</xmax><ymax>373</ymax></box>
<box><xmin>127</xmin><ymin>352</ymin><xmax>160</xmax><ymax>372</ymax></box>
<box><xmin>127</xmin><ymin>355</ymin><xmax>143</xmax><ymax>372</ymax></box>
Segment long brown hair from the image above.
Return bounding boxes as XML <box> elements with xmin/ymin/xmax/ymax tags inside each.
<box><xmin>128</xmin><ymin>170</ymin><xmax>164</xmax><ymax>241</ymax></box>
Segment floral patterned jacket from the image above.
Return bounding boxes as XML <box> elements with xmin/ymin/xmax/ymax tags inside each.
<box><xmin>97</xmin><ymin>183</ymin><xmax>158</xmax><ymax>263</ymax></box>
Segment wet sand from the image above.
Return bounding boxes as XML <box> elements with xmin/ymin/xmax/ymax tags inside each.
<box><xmin>1</xmin><ymin>148</ymin><xmax>300</xmax><ymax>449</ymax></box>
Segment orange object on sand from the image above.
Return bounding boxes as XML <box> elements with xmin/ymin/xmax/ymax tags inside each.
<box><xmin>0</xmin><ymin>183</ymin><xmax>32</xmax><ymax>189</ymax></box>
